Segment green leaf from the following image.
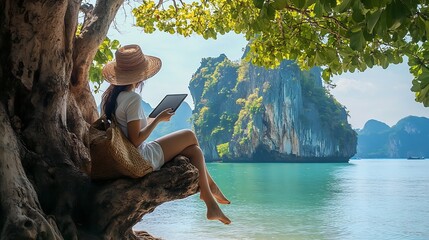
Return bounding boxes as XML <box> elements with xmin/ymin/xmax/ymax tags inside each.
<box><xmin>374</xmin><ymin>10</ymin><xmax>387</xmax><ymax>37</ymax></box>
<box><xmin>391</xmin><ymin>52</ymin><xmax>403</xmax><ymax>64</ymax></box>
<box><xmin>324</xmin><ymin>47</ymin><xmax>337</xmax><ymax>62</ymax></box>
<box><xmin>366</xmin><ymin>9</ymin><xmax>382</xmax><ymax>34</ymax></box>
<box><xmin>419</xmin><ymin>68</ymin><xmax>429</xmax><ymax>84</ymax></box>
<box><xmin>411</xmin><ymin>79</ymin><xmax>421</xmax><ymax>92</ymax></box>
<box><xmin>321</xmin><ymin>0</ymin><xmax>336</xmax><ymax>11</ymax></box>
<box><xmin>400</xmin><ymin>0</ymin><xmax>420</xmax><ymax>11</ymax></box>
<box><xmin>253</xmin><ymin>0</ymin><xmax>264</xmax><ymax>9</ymax></box>
<box><xmin>410</xmin><ymin>19</ymin><xmax>424</xmax><ymax>42</ymax></box>
<box><xmin>322</xmin><ymin>68</ymin><xmax>332</xmax><ymax>81</ymax></box>
<box><xmin>259</xmin><ymin>4</ymin><xmax>276</xmax><ymax>21</ymax></box>
<box><xmin>352</xmin><ymin>1</ymin><xmax>365</xmax><ymax>23</ymax></box>
<box><xmin>416</xmin><ymin>82</ymin><xmax>429</xmax><ymax>105</ymax></box>
<box><xmin>408</xmin><ymin>56</ymin><xmax>419</xmax><ymax>67</ymax></box>
<box><xmin>385</xmin><ymin>1</ymin><xmax>409</xmax><ymax>30</ymax></box>
<box><xmin>424</xmin><ymin>20</ymin><xmax>429</xmax><ymax>41</ymax></box>
<box><xmin>314</xmin><ymin>1</ymin><xmax>324</xmax><ymax>17</ymax></box>
<box><xmin>362</xmin><ymin>29</ymin><xmax>375</xmax><ymax>41</ymax></box>
<box><xmin>360</xmin><ymin>0</ymin><xmax>375</xmax><ymax>9</ymax></box>
<box><xmin>111</xmin><ymin>40</ymin><xmax>120</xmax><ymax>49</ymax></box>
<box><xmin>336</xmin><ymin>0</ymin><xmax>353</xmax><ymax>13</ymax></box>
<box><xmin>270</xmin><ymin>0</ymin><xmax>287</xmax><ymax>10</ymax></box>
<box><xmin>357</xmin><ymin>57</ymin><xmax>367</xmax><ymax>71</ymax></box>
<box><xmin>292</xmin><ymin>0</ymin><xmax>306</xmax><ymax>9</ymax></box>
<box><xmin>251</xmin><ymin>18</ymin><xmax>264</xmax><ymax>31</ymax></box>
<box><xmin>89</xmin><ymin>37</ymin><xmax>121</xmax><ymax>86</ymax></box>
<box><xmin>315</xmin><ymin>51</ymin><xmax>325</xmax><ymax>65</ymax></box>
<box><xmin>303</xmin><ymin>0</ymin><xmax>316</xmax><ymax>8</ymax></box>
<box><xmin>266</xmin><ymin>4</ymin><xmax>276</xmax><ymax>20</ymax></box>
<box><xmin>380</xmin><ymin>54</ymin><xmax>389</xmax><ymax>69</ymax></box>
<box><xmin>350</xmin><ymin>29</ymin><xmax>365</xmax><ymax>51</ymax></box>
<box><xmin>364</xmin><ymin>53</ymin><xmax>374</xmax><ymax>68</ymax></box>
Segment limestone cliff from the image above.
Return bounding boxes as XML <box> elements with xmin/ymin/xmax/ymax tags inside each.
<box><xmin>189</xmin><ymin>54</ymin><xmax>356</xmax><ymax>162</ymax></box>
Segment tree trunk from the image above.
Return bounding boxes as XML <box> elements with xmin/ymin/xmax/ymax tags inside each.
<box><xmin>0</xmin><ymin>0</ymin><xmax>199</xmax><ymax>239</ymax></box>
<box><xmin>0</xmin><ymin>104</ymin><xmax>62</xmax><ymax>239</ymax></box>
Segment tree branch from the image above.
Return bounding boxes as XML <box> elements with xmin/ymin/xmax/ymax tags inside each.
<box><xmin>81</xmin><ymin>156</ymin><xmax>199</xmax><ymax>239</ymax></box>
<box><xmin>283</xmin><ymin>5</ymin><xmax>347</xmax><ymax>40</ymax></box>
<box><xmin>155</xmin><ymin>0</ymin><xmax>164</xmax><ymax>9</ymax></box>
<box><xmin>72</xmin><ymin>0</ymin><xmax>125</xmax><ymax>88</ymax></box>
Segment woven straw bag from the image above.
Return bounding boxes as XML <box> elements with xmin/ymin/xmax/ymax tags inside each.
<box><xmin>89</xmin><ymin>115</ymin><xmax>153</xmax><ymax>180</ymax></box>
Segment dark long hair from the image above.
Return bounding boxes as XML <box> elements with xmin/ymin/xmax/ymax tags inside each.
<box><xmin>101</xmin><ymin>82</ymin><xmax>144</xmax><ymax>120</ymax></box>
<box><xmin>102</xmin><ymin>85</ymin><xmax>130</xmax><ymax>120</ymax></box>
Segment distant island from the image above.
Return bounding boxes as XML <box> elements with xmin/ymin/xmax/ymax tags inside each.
<box><xmin>355</xmin><ymin>116</ymin><xmax>429</xmax><ymax>159</ymax></box>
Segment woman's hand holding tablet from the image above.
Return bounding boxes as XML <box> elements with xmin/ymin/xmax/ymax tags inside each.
<box><xmin>148</xmin><ymin>94</ymin><xmax>188</xmax><ymax>118</ymax></box>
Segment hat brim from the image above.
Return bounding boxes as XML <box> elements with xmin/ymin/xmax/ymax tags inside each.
<box><xmin>102</xmin><ymin>55</ymin><xmax>162</xmax><ymax>86</ymax></box>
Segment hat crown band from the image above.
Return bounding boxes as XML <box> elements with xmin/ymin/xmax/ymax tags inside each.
<box><xmin>115</xmin><ymin>45</ymin><xmax>147</xmax><ymax>71</ymax></box>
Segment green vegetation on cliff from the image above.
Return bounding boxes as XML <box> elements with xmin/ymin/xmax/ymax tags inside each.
<box><xmin>190</xmin><ymin>55</ymin><xmax>239</xmax><ymax>146</ymax></box>
<box><xmin>191</xmin><ymin>56</ymin><xmax>265</xmax><ymax>155</ymax></box>
<box><xmin>234</xmin><ymin>90</ymin><xmax>263</xmax><ymax>145</ymax></box>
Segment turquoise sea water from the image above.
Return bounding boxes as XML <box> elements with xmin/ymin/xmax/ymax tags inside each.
<box><xmin>134</xmin><ymin>160</ymin><xmax>429</xmax><ymax>240</ymax></box>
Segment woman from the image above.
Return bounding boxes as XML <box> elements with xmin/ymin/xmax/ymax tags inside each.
<box><xmin>101</xmin><ymin>44</ymin><xmax>231</xmax><ymax>224</ymax></box>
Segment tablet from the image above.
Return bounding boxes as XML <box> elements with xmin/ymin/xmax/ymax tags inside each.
<box><xmin>149</xmin><ymin>94</ymin><xmax>188</xmax><ymax>118</ymax></box>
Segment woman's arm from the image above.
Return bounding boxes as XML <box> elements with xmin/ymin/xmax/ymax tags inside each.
<box><xmin>147</xmin><ymin>118</ymin><xmax>155</xmax><ymax>124</ymax></box>
<box><xmin>127</xmin><ymin>108</ymin><xmax>174</xmax><ymax>147</ymax></box>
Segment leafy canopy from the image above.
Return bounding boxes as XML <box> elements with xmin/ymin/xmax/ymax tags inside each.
<box><xmin>129</xmin><ymin>0</ymin><xmax>429</xmax><ymax>106</ymax></box>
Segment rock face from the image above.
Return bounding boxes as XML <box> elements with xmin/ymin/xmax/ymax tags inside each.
<box><xmin>189</xmin><ymin>54</ymin><xmax>357</xmax><ymax>162</ymax></box>
<box><xmin>356</xmin><ymin>116</ymin><xmax>429</xmax><ymax>158</ymax></box>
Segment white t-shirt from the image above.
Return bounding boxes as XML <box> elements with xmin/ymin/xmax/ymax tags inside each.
<box><xmin>112</xmin><ymin>91</ymin><xmax>165</xmax><ymax>170</ymax></box>
<box><xmin>114</xmin><ymin>91</ymin><xmax>147</xmax><ymax>138</ymax></box>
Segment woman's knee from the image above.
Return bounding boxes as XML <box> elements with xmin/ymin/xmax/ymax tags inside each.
<box><xmin>182</xmin><ymin>144</ymin><xmax>204</xmax><ymax>160</ymax></box>
<box><xmin>179</xmin><ymin>129</ymin><xmax>198</xmax><ymax>145</ymax></box>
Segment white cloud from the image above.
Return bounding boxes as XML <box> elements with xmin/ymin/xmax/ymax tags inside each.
<box><xmin>333</xmin><ymin>77</ymin><xmax>377</xmax><ymax>95</ymax></box>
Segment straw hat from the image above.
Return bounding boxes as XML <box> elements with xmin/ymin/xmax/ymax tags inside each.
<box><xmin>102</xmin><ymin>44</ymin><xmax>162</xmax><ymax>86</ymax></box>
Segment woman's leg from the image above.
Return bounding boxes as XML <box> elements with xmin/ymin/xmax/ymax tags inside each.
<box><xmin>156</xmin><ymin>130</ymin><xmax>231</xmax><ymax>224</ymax></box>
<box><xmin>205</xmin><ymin>169</ymin><xmax>230</xmax><ymax>204</ymax></box>
<box><xmin>158</xmin><ymin>130</ymin><xmax>230</xmax><ymax>204</ymax></box>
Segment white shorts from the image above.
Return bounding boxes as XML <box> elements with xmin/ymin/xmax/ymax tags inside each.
<box><xmin>138</xmin><ymin>141</ymin><xmax>165</xmax><ymax>170</ymax></box>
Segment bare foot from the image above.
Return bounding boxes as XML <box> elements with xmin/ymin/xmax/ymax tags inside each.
<box><xmin>210</xmin><ymin>183</ymin><xmax>231</xmax><ymax>204</ymax></box>
<box><xmin>206</xmin><ymin>202</ymin><xmax>231</xmax><ymax>225</ymax></box>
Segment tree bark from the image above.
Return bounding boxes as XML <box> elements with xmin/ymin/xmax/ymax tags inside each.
<box><xmin>0</xmin><ymin>0</ymin><xmax>199</xmax><ymax>239</ymax></box>
<box><xmin>0</xmin><ymin>104</ymin><xmax>62</xmax><ymax>239</ymax></box>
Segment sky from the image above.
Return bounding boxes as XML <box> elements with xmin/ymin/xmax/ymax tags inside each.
<box><xmin>92</xmin><ymin>7</ymin><xmax>429</xmax><ymax>130</ymax></box>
